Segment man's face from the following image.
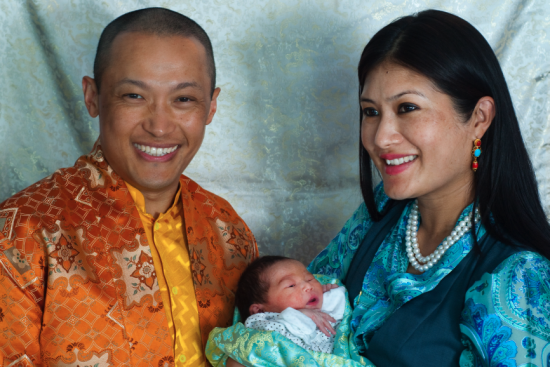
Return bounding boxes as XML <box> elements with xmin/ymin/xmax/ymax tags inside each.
<box><xmin>84</xmin><ymin>32</ymin><xmax>220</xmax><ymax>194</ymax></box>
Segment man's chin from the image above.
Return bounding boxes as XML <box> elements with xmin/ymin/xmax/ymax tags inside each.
<box><xmin>124</xmin><ymin>174</ymin><xmax>181</xmax><ymax>194</ymax></box>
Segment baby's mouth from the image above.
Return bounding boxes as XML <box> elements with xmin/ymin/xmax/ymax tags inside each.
<box><xmin>307</xmin><ymin>296</ymin><xmax>319</xmax><ymax>306</ymax></box>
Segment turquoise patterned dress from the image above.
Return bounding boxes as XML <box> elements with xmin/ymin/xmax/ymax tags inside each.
<box><xmin>309</xmin><ymin>184</ymin><xmax>550</xmax><ymax>366</ymax></box>
<box><xmin>206</xmin><ymin>184</ymin><xmax>550</xmax><ymax>366</ymax></box>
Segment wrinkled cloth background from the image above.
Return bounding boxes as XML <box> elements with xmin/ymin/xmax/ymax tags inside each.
<box><xmin>1</xmin><ymin>0</ymin><xmax>549</xmax><ymax>263</ymax></box>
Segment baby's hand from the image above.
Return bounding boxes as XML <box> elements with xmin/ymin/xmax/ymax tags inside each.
<box><xmin>321</xmin><ymin>283</ymin><xmax>339</xmax><ymax>293</ymax></box>
<box><xmin>298</xmin><ymin>309</ymin><xmax>336</xmax><ymax>337</ymax></box>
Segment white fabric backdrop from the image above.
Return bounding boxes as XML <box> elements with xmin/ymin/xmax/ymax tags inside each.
<box><xmin>1</xmin><ymin>0</ymin><xmax>549</xmax><ymax>263</ymax></box>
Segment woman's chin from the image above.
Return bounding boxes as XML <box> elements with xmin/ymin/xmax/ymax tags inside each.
<box><xmin>382</xmin><ymin>182</ymin><xmax>416</xmax><ymax>201</ymax></box>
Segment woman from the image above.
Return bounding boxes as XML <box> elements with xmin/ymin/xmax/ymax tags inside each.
<box><xmin>210</xmin><ymin>9</ymin><xmax>550</xmax><ymax>366</ymax></box>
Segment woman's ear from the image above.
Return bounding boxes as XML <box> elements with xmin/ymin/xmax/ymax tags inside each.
<box><xmin>249</xmin><ymin>304</ymin><xmax>264</xmax><ymax>315</ymax></box>
<box><xmin>472</xmin><ymin>96</ymin><xmax>495</xmax><ymax>139</ymax></box>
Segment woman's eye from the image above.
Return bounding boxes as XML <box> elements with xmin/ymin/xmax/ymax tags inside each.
<box><xmin>398</xmin><ymin>104</ymin><xmax>418</xmax><ymax>113</ymax></box>
<box><xmin>363</xmin><ymin>108</ymin><xmax>379</xmax><ymax>117</ymax></box>
<box><xmin>288</xmin><ymin>284</ymin><xmax>295</xmax><ymax>288</ymax></box>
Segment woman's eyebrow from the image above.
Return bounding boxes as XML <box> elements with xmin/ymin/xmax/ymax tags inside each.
<box><xmin>360</xmin><ymin>90</ymin><xmax>426</xmax><ymax>104</ymax></box>
<box><xmin>387</xmin><ymin>90</ymin><xmax>426</xmax><ymax>101</ymax></box>
<box><xmin>360</xmin><ymin>97</ymin><xmax>376</xmax><ymax>104</ymax></box>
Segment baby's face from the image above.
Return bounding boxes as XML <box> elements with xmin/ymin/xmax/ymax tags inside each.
<box><xmin>262</xmin><ymin>260</ymin><xmax>324</xmax><ymax>313</ymax></box>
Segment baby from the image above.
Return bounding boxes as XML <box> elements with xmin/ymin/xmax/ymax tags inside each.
<box><xmin>235</xmin><ymin>255</ymin><xmax>346</xmax><ymax>353</ymax></box>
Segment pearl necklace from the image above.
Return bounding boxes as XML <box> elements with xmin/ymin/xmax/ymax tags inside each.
<box><xmin>405</xmin><ymin>200</ymin><xmax>480</xmax><ymax>272</ymax></box>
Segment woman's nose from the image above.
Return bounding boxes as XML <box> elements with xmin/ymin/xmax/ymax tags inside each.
<box><xmin>373</xmin><ymin>114</ymin><xmax>402</xmax><ymax>149</ymax></box>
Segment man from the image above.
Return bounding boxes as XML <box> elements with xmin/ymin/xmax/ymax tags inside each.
<box><xmin>0</xmin><ymin>8</ymin><xmax>257</xmax><ymax>366</ymax></box>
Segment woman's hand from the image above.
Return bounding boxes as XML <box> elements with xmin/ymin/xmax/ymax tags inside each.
<box><xmin>226</xmin><ymin>358</ymin><xmax>245</xmax><ymax>367</ymax></box>
<box><xmin>322</xmin><ymin>283</ymin><xmax>339</xmax><ymax>292</ymax></box>
<box><xmin>298</xmin><ymin>309</ymin><xmax>336</xmax><ymax>336</ymax></box>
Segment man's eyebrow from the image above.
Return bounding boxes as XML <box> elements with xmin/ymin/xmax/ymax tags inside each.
<box><xmin>115</xmin><ymin>78</ymin><xmax>148</xmax><ymax>89</ymax></box>
<box><xmin>114</xmin><ymin>79</ymin><xmax>201</xmax><ymax>91</ymax></box>
<box><xmin>173</xmin><ymin>81</ymin><xmax>201</xmax><ymax>91</ymax></box>
<box><xmin>360</xmin><ymin>90</ymin><xmax>426</xmax><ymax>104</ymax></box>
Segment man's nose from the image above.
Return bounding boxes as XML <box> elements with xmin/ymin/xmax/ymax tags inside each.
<box><xmin>143</xmin><ymin>101</ymin><xmax>176</xmax><ymax>137</ymax></box>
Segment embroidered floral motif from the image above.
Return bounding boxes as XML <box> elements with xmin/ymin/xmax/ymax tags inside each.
<box><xmin>226</xmin><ymin>226</ymin><xmax>249</xmax><ymax>258</ymax></box>
<box><xmin>10</xmin><ymin>249</ymin><xmax>28</xmax><ymax>269</ymax></box>
<box><xmin>158</xmin><ymin>356</ymin><xmax>175</xmax><ymax>367</ymax></box>
<box><xmin>66</xmin><ymin>342</ymin><xmax>85</xmax><ymax>352</ymax></box>
<box><xmin>190</xmin><ymin>249</ymin><xmax>206</xmax><ymax>285</ymax></box>
<box><xmin>461</xmin><ymin>299</ymin><xmax>517</xmax><ymax>366</ymax></box>
<box><xmin>128</xmin><ymin>338</ymin><xmax>138</xmax><ymax>351</ymax></box>
<box><xmin>132</xmin><ymin>227</ymin><xmax>146</xmax><ymax>236</ymax></box>
<box><xmin>493</xmin><ymin>253</ymin><xmax>550</xmax><ymax>342</ymax></box>
<box><xmin>50</xmin><ymin>235</ymin><xmax>80</xmax><ymax>273</ymax></box>
<box><xmin>198</xmin><ymin>299</ymin><xmax>210</xmax><ymax>308</ymax></box>
<box><xmin>470</xmin><ymin>280</ymin><xmax>489</xmax><ymax>295</ymax></box>
<box><xmin>148</xmin><ymin>302</ymin><xmax>164</xmax><ymax>313</ymax></box>
<box><xmin>521</xmin><ymin>337</ymin><xmax>536</xmax><ymax>358</ymax></box>
<box><xmin>129</xmin><ymin>250</ymin><xmax>156</xmax><ymax>290</ymax></box>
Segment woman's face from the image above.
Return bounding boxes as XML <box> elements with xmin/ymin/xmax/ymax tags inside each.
<box><xmin>360</xmin><ymin>62</ymin><xmax>476</xmax><ymax>201</ymax></box>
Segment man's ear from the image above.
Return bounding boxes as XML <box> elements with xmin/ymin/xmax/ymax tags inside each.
<box><xmin>472</xmin><ymin>96</ymin><xmax>495</xmax><ymax>139</ymax></box>
<box><xmin>205</xmin><ymin>87</ymin><xmax>221</xmax><ymax>125</ymax></box>
<box><xmin>249</xmin><ymin>304</ymin><xmax>263</xmax><ymax>315</ymax></box>
<box><xmin>82</xmin><ymin>76</ymin><xmax>99</xmax><ymax>118</ymax></box>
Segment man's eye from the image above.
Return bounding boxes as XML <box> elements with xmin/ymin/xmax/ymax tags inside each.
<box><xmin>126</xmin><ymin>94</ymin><xmax>143</xmax><ymax>99</ymax></box>
<box><xmin>363</xmin><ymin>108</ymin><xmax>379</xmax><ymax>117</ymax></box>
<box><xmin>398</xmin><ymin>104</ymin><xmax>418</xmax><ymax>113</ymax></box>
<box><xmin>177</xmin><ymin>97</ymin><xmax>191</xmax><ymax>102</ymax></box>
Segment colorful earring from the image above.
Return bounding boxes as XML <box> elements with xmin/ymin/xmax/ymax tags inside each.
<box><xmin>471</xmin><ymin>139</ymin><xmax>481</xmax><ymax>172</ymax></box>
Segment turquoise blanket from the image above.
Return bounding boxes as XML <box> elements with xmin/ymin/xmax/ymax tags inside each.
<box><xmin>206</xmin><ymin>274</ymin><xmax>374</xmax><ymax>366</ymax></box>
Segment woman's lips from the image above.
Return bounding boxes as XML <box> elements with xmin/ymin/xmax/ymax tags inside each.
<box><xmin>384</xmin><ymin>160</ymin><xmax>415</xmax><ymax>175</ymax></box>
<box><xmin>380</xmin><ymin>154</ymin><xmax>418</xmax><ymax>176</ymax></box>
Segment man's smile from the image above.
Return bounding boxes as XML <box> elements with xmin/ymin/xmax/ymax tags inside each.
<box><xmin>134</xmin><ymin>143</ymin><xmax>179</xmax><ymax>157</ymax></box>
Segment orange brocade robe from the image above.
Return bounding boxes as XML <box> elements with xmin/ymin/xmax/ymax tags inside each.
<box><xmin>0</xmin><ymin>143</ymin><xmax>258</xmax><ymax>366</ymax></box>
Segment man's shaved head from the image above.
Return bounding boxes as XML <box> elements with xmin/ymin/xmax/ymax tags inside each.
<box><xmin>93</xmin><ymin>7</ymin><xmax>216</xmax><ymax>94</ymax></box>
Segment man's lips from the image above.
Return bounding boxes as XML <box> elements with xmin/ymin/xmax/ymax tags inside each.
<box><xmin>133</xmin><ymin>143</ymin><xmax>180</xmax><ymax>162</ymax></box>
<box><xmin>134</xmin><ymin>143</ymin><xmax>179</xmax><ymax>157</ymax></box>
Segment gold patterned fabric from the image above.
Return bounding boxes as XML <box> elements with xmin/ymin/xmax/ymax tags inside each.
<box><xmin>0</xmin><ymin>142</ymin><xmax>258</xmax><ymax>366</ymax></box>
<box><xmin>126</xmin><ymin>182</ymin><xmax>205</xmax><ymax>366</ymax></box>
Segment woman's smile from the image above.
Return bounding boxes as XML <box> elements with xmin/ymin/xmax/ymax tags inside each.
<box><xmin>381</xmin><ymin>154</ymin><xmax>418</xmax><ymax>175</ymax></box>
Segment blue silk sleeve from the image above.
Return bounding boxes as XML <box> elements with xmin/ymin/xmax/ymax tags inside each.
<box><xmin>459</xmin><ymin>251</ymin><xmax>550</xmax><ymax>366</ymax></box>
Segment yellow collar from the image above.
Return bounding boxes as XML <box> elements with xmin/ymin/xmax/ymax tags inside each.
<box><xmin>125</xmin><ymin>181</ymin><xmax>182</xmax><ymax>220</ymax></box>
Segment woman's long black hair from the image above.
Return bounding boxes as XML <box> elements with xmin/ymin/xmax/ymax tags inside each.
<box><xmin>358</xmin><ymin>10</ymin><xmax>550</xmax><ymax>257</ymax></box>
